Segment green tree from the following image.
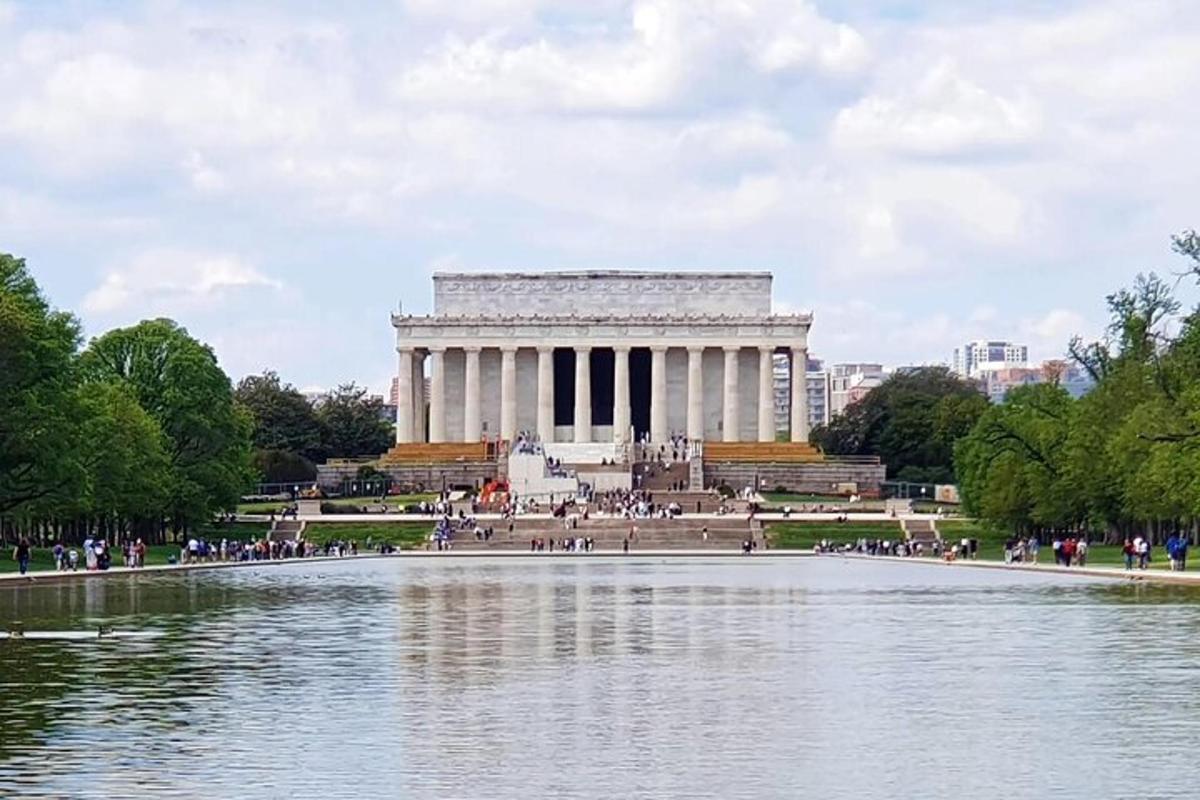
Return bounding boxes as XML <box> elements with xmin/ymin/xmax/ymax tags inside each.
<box><xmin>76</xmin><ymin>382</ymin><xmax>171</xmax><ymax>533</ymax></box>
<box><xmin>0</xmin><ymin>253</ymin><xmax>84</xmax><ymax>517</ymax></box>
<box><xmin>251</xmin><ymin>448</ymin><xmax>318</xmax><ymax>485</ymax></box>
<box><xmin>955</xmin><ymin>383</ymin><xmax>1080</xmax><ymax>533</ymax></box>
<box><xmin>79</xmin><ymin>319</ymin><xmax>253</xmax><ymax>528</ymax></box>
<box><xmin>961</xmin><ymin>230</ymin><xmax>1200</xmax><ymax>542</ymax></box>
<box><xmin>813</xmin><ymin>367</ymin><xmax>987</xmax><ymax>483</ymax></box>
<box><xmin>235</xmin><ymin>371</ymin><xmax>323</xmax><ymax>460</ymax></box>
<box><xmin>316</xmin><ymin>383</ymin><xmax>393</xmax><ymax>458</ymax></box>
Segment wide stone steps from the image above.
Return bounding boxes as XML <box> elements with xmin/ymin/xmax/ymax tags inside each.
<box><xmin>441</xmin><ymin>517</ymin><xmax>760</xmax><ymax>550</ymax></box>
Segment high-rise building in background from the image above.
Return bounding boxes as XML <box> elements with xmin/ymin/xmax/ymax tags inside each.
<box><xmin>978</xmin><ymin>359</ymin><xmax>1094</xmax><ymax>403</ymax></box>
<box><xmin>774</xmin><ymin>354</ymin><xmax>829</xmax><ymax>436</ymax></box>
<box><xmin>953</xmin><ymin>340</ymin><xmax>1029</xmax><ymax>377</ymax></box>
<box><xmin>828</xmin><ymin>363</ymin><xmax>886</xmax><ymax>417</ymax></box>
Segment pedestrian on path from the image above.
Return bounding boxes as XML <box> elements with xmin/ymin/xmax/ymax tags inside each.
<box><xmin>13</xmin><ymin>537</ymin><xmax>31</xmax><ymax>575</ymax></box>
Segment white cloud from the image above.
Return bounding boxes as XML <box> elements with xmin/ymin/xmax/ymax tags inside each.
<box><xmin>182</xmin><ymin>151</ymin><xmax>226</xmax><ymax>192</ymax></box>
<box><xmin>83</xmin><ymin>250</ymin><xmax>281</xmax><ymax>315</ymax></box>
<box><xmin>393</xmin><ymin>0</ymin><xmax>869</xmax><ymax>113</ymax></box>
<box><xmin>2</xmin><ymin>0</ymin><xmax>1198</xmax><ymax>388</ymax></box>
<box><xmin>1019</xmin><ymin>308</ymin><xmax>1091</xmax><ymax>359</ymax></box>
<box><xmin>832</xmin><ymin>59</ymin><xmax>1040</xmax><ymax>156</ymax></box>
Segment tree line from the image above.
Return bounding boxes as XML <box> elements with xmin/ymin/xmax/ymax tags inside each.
<box><xmin>812</xmin><ymin>229</ymin><xmax>1200</xmax><ymax>543</ymax></box>
<box><xmin>0</xmin><ymin>254</ymin><xmax>393</xmax><ymax>545</ymax></box>
<box><xmin>957</xmin><ymin>231</ymin><xmax>1200</xmax><ymax>543</ymax></box>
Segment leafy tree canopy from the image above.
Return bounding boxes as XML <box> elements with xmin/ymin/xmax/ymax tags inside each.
<box><xmin>235</xmin><ymin>370</ymin><xmax>323</xmax><ymax>461</ymax></box>
<box><xmin>316</xmin><ymin>383</ymin><xmax>393</xmax><ymax>459</ymax></box>
<box><xmin>813</xmin><ymin>366</ymin><xmax>988</xmax><ymax>484</ymax></box>
<box><xmin>80</xmin><ymin>319</ymin><xmax>253</xmax><ymax>525</ymax></box>
<box><xmin>0</xmin><ymin>253</ymin><xmax>84</xmax><ymax>515</ymax></box>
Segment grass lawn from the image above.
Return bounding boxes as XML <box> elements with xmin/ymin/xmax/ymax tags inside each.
<box><xmin>763</xmin><ymin>493</ymin><xmax>854</xmax><ymax>506</ymax></box>
<box><xmin>236</xmin><ymin>495</ymin><xmax>437</xmax><ymax>515</ymax></box>
<box><xmin>193</xmin><ymin>521</ymin><xmax>271</xmax><ymax>540</ymax></box>
<box><xmin>303</xmin><ymin>522</ymin><xmax>432</xmax><ymax>550</ymax></box>
<box><xmin>766</xmin><ymin>520</ymin><xmax>904</xmax><ymax>549</ymax></box>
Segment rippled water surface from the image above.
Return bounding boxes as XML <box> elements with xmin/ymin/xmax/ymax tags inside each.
<box><xmin>3</xmin><ymin>556</ymin><xmax>1200</xmax><ymax>799</ymax></box>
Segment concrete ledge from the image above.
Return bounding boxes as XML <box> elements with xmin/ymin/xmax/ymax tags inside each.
<box><xmin>0</xmin><ymin>550</ymin><xmax>816</xmax><ymax>585</ymax></box>
<box><xmin>819</xmin><ymin>552</ymin><xmax>1200</xmax><ymax>586</ymax></box>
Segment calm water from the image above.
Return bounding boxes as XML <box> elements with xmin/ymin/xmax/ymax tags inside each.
<box><xmin>2</xmin><ymin>556</ymin><xmax>1199</xmax><ymax>799</ymax></box>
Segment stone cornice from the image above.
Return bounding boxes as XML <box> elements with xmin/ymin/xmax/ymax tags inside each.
<box><xmin>392</xmin><ymin>312</ymin><xmax>813</xmax><ymax>325</ymax></box>
<box><xmin>393</xmin><ymin>312</ymin><xmax>811</xmax><ymax>351</ymax></box>
<box><xmin>433</xmin><ymin>270</ymin><xmax>773</xmax><ymax>280</ymax></box>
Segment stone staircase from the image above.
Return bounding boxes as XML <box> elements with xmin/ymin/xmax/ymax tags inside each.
<box><xmin>636</xmin><ymin>461</ymin><xmax>691</xmax><ymax>492</ymax></box>
<box><xmin>448</xmin><ymin>516</ymin><xmax>762</xmax><ymax>551</ymax></box>
<box><xmin>269</xmin><ymin>519</ymin><xmax>306</xmax><ymax>542</ymax></box>
<box><xmin>901</xmin><ymin>518</ymin><xmax>939</xmax><ymax>552</ymax></box>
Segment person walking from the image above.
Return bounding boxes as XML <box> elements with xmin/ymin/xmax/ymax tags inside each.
<box><xmin>1123</xmin><ymin>538</ymin><xmax>1136</xmax><ymax>571</ymax></box>
<box><xmin>13</xmin><ymin>537</ymin><xmax>31</xmax><ymax>575</ymax></box>
<box><xmin>1177</xmin><ymin>535</ymin><xmax>1189</xmax><ymax>572</ymax></box>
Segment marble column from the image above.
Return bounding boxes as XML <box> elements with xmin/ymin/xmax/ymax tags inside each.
<box><xmin>412</xmin><ymin>351</ymin><xmax>426</xmax><ymax>443</ymax></box>
<box><xmin>758</xmin><ymin>347</ymin><xmax>775</xmax><ymax>443</ymax></box>
<box><xmin>395</xmin><ymin>347</ymin><xmax>414</xmax><ymax>443</ymax></box>
<box><xmin>687</xmin><ymin>346</ymin><xmax>704</xmax><ymax>441</ymax></box>
<box><xmin>613</xmin><ymin>346</ymin><xmax>631</xmax><ymax>444</ymax></box>
<box><xmin>791</xmin><ymin>347</ymin><xmax>809</xmax><ymax>443</ymax></box>
<box><xmin>537</xmin><ymin>347</ymin><xmax>555</xmax><ymax>443</ymax></box>
<box><xmin>574</xmin><ymin>346</ymin><xmax>592</xmax><ymax>443</ymax></box>
<box><xmin>723</xmin><ymin>346</ymin><xmax>740</xmax><ymax>443</ymax></box>
<box><xmin>650</xmin><ymin>346</ymin><xmax>668</xmax><ymax>443</ymax></box>
<box><xmin>429</xmin><ymin>347</ymin><xmax>447</xmax><ymax>443</ymax></box>
<box><xmin>463</xmin><ymin>346</ymin><xmax>481</xmax><ymax>442</ymax></box>
<box><xmin>501</xmin><ymin>347</ymin><xmax>518</xmax><ymax>442</ymax></box>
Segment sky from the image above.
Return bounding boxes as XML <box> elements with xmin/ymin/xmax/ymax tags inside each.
<box><xmin>2</xmin><ymin>0</ymin><xmax>1198</xmax><ymax>394</ymax></box>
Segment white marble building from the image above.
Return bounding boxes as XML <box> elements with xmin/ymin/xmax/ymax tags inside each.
<box><xmin>392</xmin><ymin>271</ymin><xmax>812</xmax><ymax>446</ymax></box>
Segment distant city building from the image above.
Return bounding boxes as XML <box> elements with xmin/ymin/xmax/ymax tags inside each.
<box><xmin>953</xmin><ymin>340</ymin><xmax>1029</xmax><ymax>378</ymax></box>
<box><xmin>774</xmin><ymin>354</ymin><xmax>828</xmax><ymax>435</ymax></box>
<box><xmin>978</xmin><ymin>360</ymin><xmax>1094</xmax><ymax>403</ymax></box>
<box><xmin>828</xmin><ymin>363</ymin><xmax>886</xmax><ymax>417</ymax></box>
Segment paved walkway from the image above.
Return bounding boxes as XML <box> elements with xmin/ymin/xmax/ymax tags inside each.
<box><xmin>822</xmin><ymin>552</ymin><xmax>1200</xmax><ymax>586</ymax></box>
<box><xmin>0</xmin><ymin>549</ymin><xmax>814</xmax><ymax>585</ymax></box>
<box><xmin>8</xmin><ymin>548</ymin><xmax>1193</xmax><ymax>588</ymax></box>
<box><xmin>243</xmin><ymin>511</ymin><xmax>931</xmax><ymax>523</ymax></box>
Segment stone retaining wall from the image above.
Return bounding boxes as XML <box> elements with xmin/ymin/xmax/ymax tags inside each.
<box><xmin>703</xmin><ymin>461</ymin><xmax>886</xmax><ymax>496</ymax></box>
<box><xmin>317</xmin><ymin>461</ymin><xmax>502</xmax><ymax>493</ymax></box>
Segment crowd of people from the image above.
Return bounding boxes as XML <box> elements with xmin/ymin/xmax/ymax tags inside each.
<box><xmin>592</xmin><ymin>488</ymin><xmax>683</xmax><ymax>519</ymax></box>
<box><xmin>528</xmin><ymin>536</ymin><xmax>597</xmax><ymax>552</ymax></box>
<box><xmin>813</xmin><ymin>538</ymin><xmax>935</xmax><ymax>558</ymax></box>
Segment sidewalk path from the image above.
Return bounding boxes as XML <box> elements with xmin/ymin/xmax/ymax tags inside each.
<box><xmin>0</xmin><ymin>549</ymin><xmax>815</xmax><ymax>585</ymax></box>
<box><xmin>822</xmin><ymin>552</ymin><xmax>1200</xmax><ymax>586</ymax></box>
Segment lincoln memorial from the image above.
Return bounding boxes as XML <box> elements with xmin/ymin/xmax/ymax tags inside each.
<box><xmin>391</xmin><ymin>271</ymin><xmax>812</xmax><ymax>446</ymax></box>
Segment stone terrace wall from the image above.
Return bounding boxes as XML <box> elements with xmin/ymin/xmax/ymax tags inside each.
<box><xmin>318</xmin><ymin>462</ymin><xmax>502</xmax><ymax>493</ymax></box>
<box><xmin>704</xmin><ymin>462</ymin><xmax>886</xmax><ymax>496</ymax></box>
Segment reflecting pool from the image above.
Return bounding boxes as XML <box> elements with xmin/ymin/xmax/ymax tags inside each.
<box><xmin>2</xmin><ymin>556</ymin><xmax>1198</xmax><ymax>799</ymax></box>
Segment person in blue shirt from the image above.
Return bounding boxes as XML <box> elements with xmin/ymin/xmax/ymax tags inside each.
<box><xmin>1176</xmin><ymin>535</ymin><xmax>1189</xmax><ymax>572</ymax></box>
